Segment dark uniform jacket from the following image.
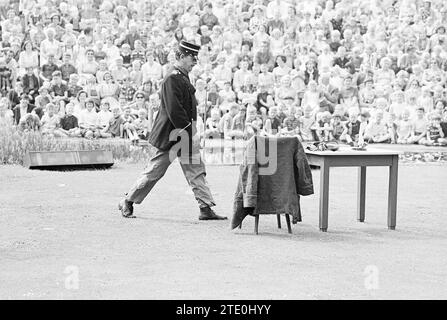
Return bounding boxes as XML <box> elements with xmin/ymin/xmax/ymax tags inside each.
<box><xmin>149</xmin><ymin>66</ymin><xmax>198</xmax><ymax>154</ymax></box>
<box><xmin>231</xmin><ymin>136</ymin><xmax>314</xmax><ymax>229</ymax></box>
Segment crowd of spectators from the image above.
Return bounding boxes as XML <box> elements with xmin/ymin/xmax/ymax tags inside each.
<box><xmin>0</xmin><ymin>0</ymin><xmax>447</xmax><ymax>147</ymax></box>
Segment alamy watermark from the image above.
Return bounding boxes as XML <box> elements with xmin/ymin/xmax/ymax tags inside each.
<box><xmin>168</xmin><ymin>125</ymin><xmax>279</xmax><ymax>175</ymax></box>
<box><xmin>364</xmin><ymin>265</ymin><xmax>379</xmax><ymax>290</ymax></box>
<box><xmin>64</xmin><ymin>265</ymin><xmax>79</xmax><ymax>290</ymax></box>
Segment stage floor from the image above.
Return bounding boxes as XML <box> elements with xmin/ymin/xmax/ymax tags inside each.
<box><xmin>0</xmin><ymin>162</ymin><xmax>446</xmax><ymax>299</ymax></box>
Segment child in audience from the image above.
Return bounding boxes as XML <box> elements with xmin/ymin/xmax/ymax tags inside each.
<box><xmin>121</xmin><ymin>106</ymin><xmax>138</xmax><ymax>143</ymax></box>
<box><xmin>121</xmin><ymin>77</ymin><xmax>137</xmax><ymax>103</ymax></box>
<box><xmin>302</xmin><ymin>80</ymin><xmax>321</xmax><ymax>111</ymax></box>
<box><xmin>311</xmin><ymin>111</ymin><xmax>332</xmax><ymax>142</ymax></box>
<box><xmin>281</xmin><ymin>105</ymin><xmax>300</xmax><ymax>135</ymax></box>
<box><xmin>40</xmin><ymin>54</ymin><xmax>59</xmax><ymax>83</ymax></box>
<box><xmin>60</xmin><ymin>52</ymin><xmax>77</xmax><ymax>83</ymax></box>
<box><xmin>264</xmin><ymin>106</ymin><xmax>282</xmax><ymax>136</ymax></box>
<box><xmin>262</xmin><ymin>94</ymin><xmax>273</xmax><ymax>110</ymax></box>
<box><xmin>363</xmin><ymin>110</ymin><xmax>392</xmax><ymax>143</ymax></box>
<box><xmin>133</xmin><ymin>108</ymin><xmax>150</xmax><ymax>140</ymax></box>
<box><xmin>230</xmin><ymin>105</ymin><xmax>246</xmax><ymax>139</ymax></box>
<box><xmin>118</xmin><ymin>93</ymin><xmax>129</xmax><ymax>110</ymax></box>
<box><xmin>423</xmin><ymin>113</ymin><xmax>447</xmax><ymax>146</ymax></box>
<box><xmin>258</xmin><ymin>64</ymin><xmax>275</xmax><ymax>92</ymax></box>
<box><xmin>0</xmin><ymin>98</ymin><xmax>14</xmax><ymax>126</ymax></box>
<box><xmin>359</xmin><ymin>77</ymin><xmax>376</xmax><ymax>110</ymax></box>
<box><xmin>396</xmin><ymin>109</ymin><xmax>413</xmax><ymax>144</ymax></box>
<box><xmin>277</xmin><ymin>102</ymin><xmax>288</xmax><ymax>123</ymax></box>
<box><xmin>205</xmin><ymin>108</ymin><xmax>221</xmax><ymax>138</ymax></box>
<box><xmin>120</xmin><ymin>44</ymin><xmax>132</xmax><ymax>68</ymax></box>
<box><xmin>99</xmin><ymin>106</ymin><xmax>124</xmax><ymax>138</ymax></box>
<box><xmin>434</xmin><ymin>100</ymin><xmax>446</xmax><ymax>116</ymax></box>
<box><xmin>218</xmin><ymin>81</ymin><xmax>236</xmax><ymax>114</ymax></box>
<box><xmin>204</xmin><ymin>107</ymin><xmax>223</xmax><ymax>163</ymax></box>
<box><xmin>67</xmin><ymin>74</ymin><xmax>83</xmax><ymax>98</ymax></box>
<box><xmin>389</xmin><ymin>91</ymin><xmax>407</xmax><ymax>120</ymax></box>
<box><xmin>220</xmin><ymin>103</ymin><xmax>240</xmax><ymax>139</ymax></box>
<box><xmin>206</xmin><ymin>82</ymin><xmax>219</xmax><ymax>108</ymax></box>
<box><xmin>299</xmin><ymin>106</ymin><xmax>315</xmax><ymax>141</ymax></box>
<box><xmin>372</xmin><ymin>97</ymin><xmax>390</xmax><ymax>120</ymax></box>
<box><xmin>50</xmin><ymin>70</ymin><xmax>68</xmax><ymax>115</ymax></box>
<box><xmin>129</xmin><ymin>60</ymin><xmax>143</xmax><ymax>88</ymax></box>
<box><xmin>341</xmin><ymin>110</ymin><xmax>362</xmax><ymax>145</ymax></box>
<box><xmin>409</xmin><ymin>107</ymin><xmax>428</xmax><ymax>144</ymax></box>
<box><xmin>406</xmin><ymin>95</ymin><xmax>420</xmax><ymax>120</ymax></box>
<box><xmin>333</xmin><ymin>104</ymin><xmax>348</xmax><ymax>121</ymax></box>
<box><xmin>357</xmin><ymin>111</ymin><xmax>370</xmax><ymax>144</ymax></box>
<box><xmin>19</xmin><ymin>113</ymin><xmax>41</xmax><ymax>132</ymax></box>
<box><xmin>256</xmin><ymin>83</ymin><xmax>270</xmax><ymax>111</ymax></box>
<box><xmin>417</xmin><ymin>86</ymin><xmax>433</xmax><ymax>114</ymax></box>
<box><xmin>96</xmin><ymin>101</ymin><xmax>113</xmax><ymax>131</ymax></box>
<box><xmin>294</xmin><ymin>107</ymin><xmax>303</xmax><ymax>120</ymax></box>
<box><xmin>60</xmin><ymin>103</ymin><xmax>81</xmax><ymax>137</ymax></box>
<box><xmin>41</xmin><ymin>103</ymin><xmax>66</xmax><ymax>137</ymax></box>
<box><xmin>79</xmin><ymin>98</ymin><xmax>98</xmax><ymax>139</ymax></box>
<box><xmin>281</xmin><ymin>116</ymin><xmax>301</xmax><ymax>137</ymax></box>
<box><xmin>329</xmin><ymin>112</ymin><xmax>345</xmax><ymax>141</ymax></box>
<box><xmin>35</xmin><ymin>86</ymin><xmax>52</xmax><ymax>111</ymax></box>
<box><xmin>387</xmin><ymin>112</ymin><xmax>398</xmax><ymax>144</ymax></box>
<box><xmin>339</xmin><ymin>85</ymin><xmax>359</xmax><ymax>115</ymax></box>
<box><xmin>244</xmin><ymin>105</ymin><xmax>263</xmax><ymax>139</ymax></box>
<box><xmin>96</xmin><ymin>60</ymin><xmax>109</xmax><ymax>84</ymax></box>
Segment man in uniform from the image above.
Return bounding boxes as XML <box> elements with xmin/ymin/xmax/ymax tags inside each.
<box><xmin>118</xmin><ymin>40</ymin><xmax>227</xmax><ymax>221</ymax></box>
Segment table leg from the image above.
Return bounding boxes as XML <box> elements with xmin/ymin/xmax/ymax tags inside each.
<box><xmin>388</xmin><ymin>156</ymin><xmax>398</xmax><ymax>230</ymax></box>
<box><xmin>319</xmin><ymin>161</ymin><xmax>330</xmax><ymax>232</ymax></box>
<box><xmin>277</xmin><ymin>214</ymin><xmax>281</xmax><ymax>229</ymax></box>
<box><xmin>357</xmin><ymin>166</ymin><xmax>366</xmax><ymax>222</ymax></box>
<box><xmin>254</xmin><ymin>215</ymin><xmax>259</xmax><ymax>235</ymax></box>
<box><xmin>285</xmin><ymin>214</ymin><xmax>292</xmax><ymax>234</ymax></box>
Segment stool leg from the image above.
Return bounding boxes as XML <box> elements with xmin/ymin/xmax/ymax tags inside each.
<box><xmin>285</xmin><ymin>214</ymin><xmax>292</xmax><ymax>234</ymax></box>
<box><xmin>297</xmin><ymin>198</ymin><xmax>302</xmax><ymax>222</ymax></box>
<box><xmin>277</xmin><ymin>214</ymin><xmax>281</xmax><ymax>229</ymax></box>
<box><xmin>254</xmin><ymin>215</ymin><xmax>259</xmax><ymax>235</ymax></box>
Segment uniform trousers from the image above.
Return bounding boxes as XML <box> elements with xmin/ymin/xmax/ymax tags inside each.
<box><xmin>125</xmin><ymin>147</ymin><xmax>216</xmax><ymax>208</ymax></box>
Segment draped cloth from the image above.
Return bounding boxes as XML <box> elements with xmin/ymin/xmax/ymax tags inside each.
<box><xmin>231</xmin><ymin>136</ymin><xmax>314</xmax><ymax>229</ymax></box>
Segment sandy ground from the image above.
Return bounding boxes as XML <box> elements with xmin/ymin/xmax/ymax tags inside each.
<box><xmin>0</xmin><ymin>161</ymin><xmax>446</xmax><ymax>300</ymax></box>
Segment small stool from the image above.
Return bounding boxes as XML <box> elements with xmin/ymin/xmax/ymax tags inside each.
<box><xmin>239</xmin><ymin>214</ymin><xmax>292</xmax><ymax>234</ymax></box>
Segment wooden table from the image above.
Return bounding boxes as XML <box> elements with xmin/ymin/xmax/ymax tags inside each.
<box><xmin>305</xmin><ymin>147</ymin><xmax>400</xmax><ymax>232</ymax></box>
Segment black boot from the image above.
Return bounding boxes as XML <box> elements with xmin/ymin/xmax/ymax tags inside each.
<box><xmin>199</xmin><ymin>206</ymin><xmax>227</xmax><ymax>220</ymax></box>
<box><xmin>118</xmin><ymin>199</ymin><xmax>136</xmax><ymax>218</ymax></box>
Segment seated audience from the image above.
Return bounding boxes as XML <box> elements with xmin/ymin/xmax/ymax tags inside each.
<box><xmin>1</xmin><ymin>0</ymin><xmax>446</xmax><ymax>157</ymax></box>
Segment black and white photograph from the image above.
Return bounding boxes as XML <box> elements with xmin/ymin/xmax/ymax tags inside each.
<box><xmin>0</xmin><ymin>0</ymin><xmax>446</xmax><ymax>302</ymax></box>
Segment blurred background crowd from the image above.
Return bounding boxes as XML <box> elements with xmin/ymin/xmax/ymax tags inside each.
<box><xmin>0</xmin><ymin>0</ymin><xmax>446</xmax><ymax>146</ymax></box>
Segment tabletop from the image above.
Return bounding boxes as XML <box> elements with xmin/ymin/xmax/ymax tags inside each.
<box><xmin>305</xmin><ymin>147</ymin><xmax>401</xmax><ymax>157</ymax></box>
